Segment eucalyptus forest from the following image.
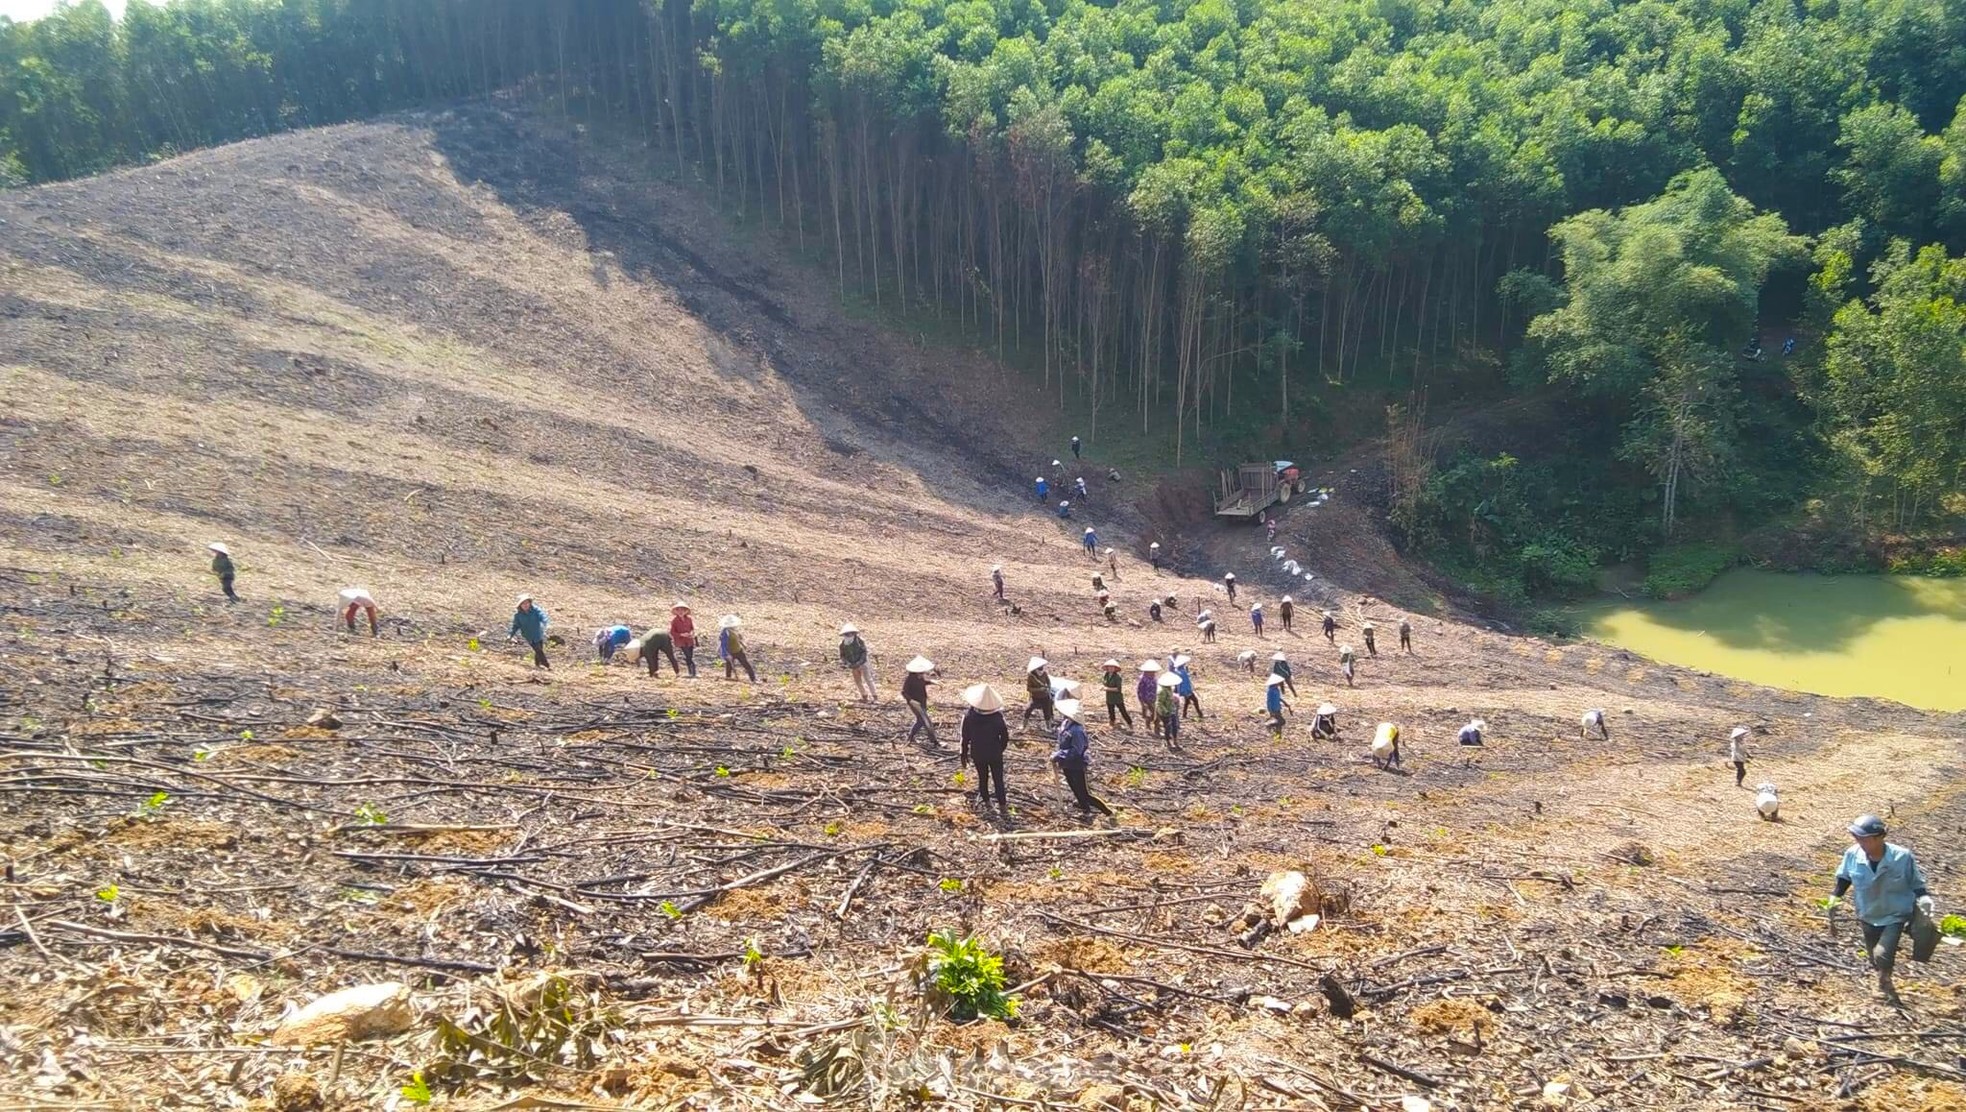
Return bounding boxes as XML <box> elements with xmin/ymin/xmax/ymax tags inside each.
<box><xmin>5</xmin><ymin>0</ymin><xmax>1964</xmax><ymax>598</ymax></box>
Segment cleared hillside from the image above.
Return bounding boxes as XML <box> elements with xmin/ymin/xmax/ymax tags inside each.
<box><xmin>2</xmin><ymin>106</ymin><xmax>1964</xmax><ymax>1110</ymax></box>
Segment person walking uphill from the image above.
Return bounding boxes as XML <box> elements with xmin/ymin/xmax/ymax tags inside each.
<box><xmin>1035</xmin><ymin>476</ymin><xmax>1049</xmax><ymax>503</ymax></box>
<box><xmin>1362</xmin><ymin>620</ymin><xmax>1377</xmax><ymax>657</ymax></box>
<box><xmin>209</xmin><ymin>543</ymin><xmax>239</xmax><ymax>602</ymax></box>
<box><xmin>1052</xmin><ymin>699</ymin><xmax>1114</xmax><ymax>817</ymax></box>
<box><xmin>1100</xmin><ymin>660</ymin><xmax>1134</xmax><ymax>729</ymax></box>
<box><xmin>1265</xmin><ymin>674</ymin><xmax>1292</xmax><ymax>735</ymax></box>
<box><xmin>902</xmin><ymin>656</ymin><xmax>939</xmax><ymax>748</ymax></box>
<box><xmin>339</xmin><ymin>588</ymin><xmax>379</xmax><ymax>637</ymax></box>
<box><xmin>1279</xmin><ymin>595</ymin><xmax>1294</xmax><ymax>633</ymax></box>
<box><xmin>669</xmin><ymin>602</ymin><xmax>699</xmax><ymax>678</ymax></box>
<box><xmin>1831</xmin><ymin>814</ymin><xmax>1936</xmax><ymax>1005</ymax></box>
<box><xmin>1269</xmin><ymin>651</ymin><xmax>1298</xmax><ymax>697</ymax></box>
<box><xmin>960</xmin><ymin>685</ymin><xmax>1011</xmax><ymax>812</ymax></box>
<box><xmin>1023</xmin><ymin>658</ymin><xmax>1056</xmax><ymax>730</ymax></box>
<box><xmin>1173</xmin><ymin>655</ymin><xmax>1203</xmax><ymax>719</ymax></box>
<box><xmin>508</xmin><ymin>595</ymin><xmax>550</xmax><ymax>668</ymax></box>
<box><xmin>839</xmin><ymin>623</ymin><xmax>876</xmax><ymax>702</ymax></box>
<box><xmin>1322</xmin><ymin>610</ymin><xmax>1338</xmax><ymax>642</ymax></box>
<box><xmin>719</xmin><ymin>615</ymin><xmax>757</xmax><ymax>682</ymax></box>
<box><xmin>1729</xmin><ymin>726</ymin><xmax>1751</xmax><ymax>787</ymax></box>
<box><xmin>1083</xmin><ymin>527</ymin><xmax>1098</xmax><ymax>556</ymax></box>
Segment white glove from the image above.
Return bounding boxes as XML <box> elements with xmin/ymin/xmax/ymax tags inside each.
<box><xmin>1917</xmin><ymin>895</ymin><xmax>1935</xmax><ymax>917</ymax></box>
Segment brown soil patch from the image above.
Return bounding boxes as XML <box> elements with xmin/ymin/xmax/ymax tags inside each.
<box><xmin>705</xmin><ymin>884</ymin><xmax>799</xmax><ymax>920</ymax></box>
<box><xmin>277</xmin><ymin>725</ymin><xmax>341</xmax><ymax>741</ymax></box>
<box><xmin>400</xmin><ymin>828</ymin><xmax>512</xmax><ymax>855</ymax></box>
<box><xmin>103</xmin><ymin>817</ymin><xmax>238</xmax><ymax>851</ymax></box>
<box><xmin>1409</xmin><ymin>997</ymin><xmax>1494</xmax><ymax>1037</ymax></box>
<box><xmin>1034</xmin><ymin>935</ymin><xmax>1133</xmax><ymax>974</ymax></box>
<box><xmin>212</xmin><ymin>743</ymin><xmax>303</xmax><ymax>764</ymax></box>
<box><xmin>1859</xmin><ymin>1077</ymin><xmax>1966</xmax><ymax>1112</ymax></box>
<box><xmin>388</xmin><ymin>878</ymin><xmax>473</xmax><ymax>916</ymax></box>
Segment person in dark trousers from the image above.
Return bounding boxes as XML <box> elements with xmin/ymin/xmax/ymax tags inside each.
<box><xmin>209</xmin><ymin>543</ymin><xmax>239</xmax><ymax>602</ymax></box>
<box><xmin>1399</xmin><ymin>617</ymin><xmax>1413</xmax><ymax>653</ymax></box>
<box><xmin>719</xmin><ymin>615</ymin><xmax>758</xmax><ymax>682</ymax></box>
<box><xmin>1458</xmin><ymin>718</ymin><xmax>1486</xmax><ymax>747</ymax></box>
<box><xmin>1099</xmin><ymin>660</ymin><xmax>1133</xmax><ymax>729</ymax></box>
<box><xmin>1136</xmin><ymin>660</ymin><xmax>1161</xmax><ymax>733</ymax></box>
<box><xmin>902</xmin><ymin>655</ymin><xmax>939</xmax><ymax>747</ymax></box>
<box><xmin>1075</xmin><ymin>476</ymin><xmax>1089</xmax><ymax>503</ymax></box>
<box><xmin>1057</xmin><ymin>500</ymin><xmax>1073</xmax><ymax>520</ymax></box>
<box><xmin>839</xmin><ymin>623</ymin><xmax>876</xmax><ymax>701</ymax></box>
<box><xmin>1269</xmin><ymin>651</ymin><xmax>1298</xmax><ymax>696</ymax></box>
<box><xmin>1310</xmin><ymin>702</ymin><xmax>1339</xmax><ymax>739</ymax></box>
<box><xmin>960</xmin><ymin>684</ymin><xmax>1011</xmax><ymax>811</ymax></box>
<box><xmin>1279</xmin><ymin>595</ymin><xmax>1294</xmax><ymax>633</ymax></box>
<box><xmin>1322</xmin><ymin>610</ymin><xmax>1338</xmax><ymax>642</ymax></box>
<box><xmin>1071</xmin><ymin>435</ymin><xmax>1082</xmax><ymax>460</ymax></box>
<box><xmin>508</xmin><ymin>595</ymin><xmax>550</xmax><ymax>668</ymax></box>
<box><xmin>1106</xmin><ymin>549</ymin><xmax>1119</xmax><ymax>579</ymax></box>
<box><xmin>1083</xmin><ymin>526</ymin><xmax>1098</xmax><ymax>555</ymax></box>
<box><xmin>1149</xmin><ymin>541</ymin><xmax>1162</xmax><ymax>570</ymax></box>
<box><xmin>1265</xmin><ymin>674</ymin><xmax>1292</xmax><ymax>735</ymax></box>
<box><xmin>1251</xmin><ymin>602</ymin><xmax>1265</xmax><ymax>636</ymax></box>
<box><xmin>1831</xmin><ymin>814</ymin><xmax>1935</xmax><ymax>1005</ymax></box>
<box><xmin>1224</xmin><ymin>573</ymin><xmax>1238</xmax><ymax>603</ymax></box>
<box><xmin>595</xmin><ymin>623</ymin><xmax>633</xmax><ymax>662</ymax></box>
<box><xmin>1148</xmin><ymin>599</ymin><xmax>1163</xmax><ymax>623</ymax></box>
<box><xmin>637</xmin><ymin>629</ymin><xmax>680</xmax><ymax>676</ymax></box>
<box><xmin>1051</xmin><ymin>699</ymin><xmax>1114</xmax><ymax>816</ymax></box>
<box><xmin>1339</xmin><ymin>643</ymin><xmax>1356</xmax><ymax>687</ymax></box>
<box><xmin>1023</xmin><ymin>657</ymin><xmax>1056</xmax><ymax>729</ymax></box>
<box><xmin>1155</xmin><ymin>671</ymin><xmax>1181</xmax><ymax>747</ymax></box>
<box><xmin>1581</xmin><ymin>708</ymin><xmax>1608</xmax><ymax>740</ymax></box>
<box><xmin>1035</xmin><ymin>476</ymin><xmax>1049</xmax><ymax>503</ymax></box>
<box><xmin>669</xmin><ymin>602</ymin><xmax>698</xmax><ymax>677</ymax></box>
<box><xmin>1362</xmin><ymin>620</ymin><xmax>1378</xmax><ymax>656</ymax></box>
<box><xmin>1173</xmin><ymin>655</ymin><xmax>1203</xmax><ymax>719</ymax></box>
<box><xmin>992</xmin><ymin>564</ymin><xmax>1005</xmax><ymax>601</ymax></box>
<box><xmin>1729</xmin><ymin>726</ymin><xmax>1750</xmax><ymax>787</ymax></box>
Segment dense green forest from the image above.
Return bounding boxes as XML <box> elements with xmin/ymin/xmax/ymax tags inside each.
<box><xmin>5</xmin><ymin>0</ymin><xmax>1964</xmax><ymax>598</ymax></box>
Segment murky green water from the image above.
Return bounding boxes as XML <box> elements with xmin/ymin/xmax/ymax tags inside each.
<box><xmin>1581</xmin><ymin>570</ymin><xmax>1966</xmax><ymax>711</ymax></box>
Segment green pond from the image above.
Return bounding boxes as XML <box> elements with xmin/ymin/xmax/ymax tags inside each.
<box><xmin>1580</xmin><ymin>570</ymin><xmax>1966</xmax><ymax>711</ymax></box>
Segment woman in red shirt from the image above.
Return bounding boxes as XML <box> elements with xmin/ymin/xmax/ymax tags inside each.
<box><xmin>669</xmin><ymin>602</ymin><xmax>698</xmax><ymax>678</ymax></box>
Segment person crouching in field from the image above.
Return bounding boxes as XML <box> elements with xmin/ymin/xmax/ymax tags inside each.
<box><xmin>339</xmin><ymin>588</ymin><xmax>379</xmax><ymax>636</ymax></box>
<box><xmin>635</xmin><ymin>629</ymin><xmax>680</xmax><ymax>676</ymax></box>
<box><xmin>209</xmin><ymin>543</ymin><xmax>239</xmax><ymax>602</ymax></box>
<box><xmin>595</xmin><ymin>624</ymin><xmax>633</xmax><ymax>662</ymax></box>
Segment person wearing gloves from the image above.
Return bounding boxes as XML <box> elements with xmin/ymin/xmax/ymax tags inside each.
<box><xmin>1265</xmin><ymin>674</ymin><xmax>1292</xmax><ymax>735</ymax></box>
<box><xmin>1250</xmin><ymin>602</ymin><xmax>1265</xmax><ymax>636</ymax></box>
<box><xmin>1728</xmin><ymin>726</ymin><xmax>1751</xmax><ymax>787</ymax></box>
<box><xmin>1136</xmin><ymin>660</ymin><xmax>1162</xmax><ymax>733</ymax></box>
<box><xmin>1338</xmin><ymin>643</ymin><xmax>1356</xmax><ymax>686</ymax></box>
<box><xmin>209</xmin><ymin>543</ymin><xmax>239</xmax><ymax>602</ymax></box>
<box><xmin>720</xmin><ymin>615</ymin><xmax>757</xmax><ymax>682</ymax></box>
<box><xmin>1051</xmin><ymin>699</ymin><xmax>1114</xmax><ymax>816</ymax></box>
<box><xmin>1322</xmin><ymin>610</ymin><xmax>1338</xmax><ymax>642</ymax></box>
<box><xmin>508</xmin><ymin>595</ymin><xmax>550</xmax><ymax>668</ymax></box>
<box><xmin>338</xmin><ymin>587</ymin><xmax>379</xmax><ymax>636</ymax></box>
<box><xmin>1155</xmin><ymin>671</ymin><xmax>1182</xmax><ymax>747</ymax></box>
<box><xmin>636</xmin><ymin>628</ymin><xmax>680</xmax><ymax>676</ymax></box>
<box><xmin>960</xmin><ymin>685</ymin><xmax>1012</xmax><ymax>812</ymax></box>
<box><xmin>1310</xmin><ymin>702</ymin><xmax>1339</xmax><ymax>739</ymax></box>
<box><xmin>1458</xmin><ymin>718</ymin><xmax>1486</xmax><ymax>747</ymax></box>
<box><xmin>1224</xmin><ymin>573</ymin><xmax>1238</xmax><ymax>604</ymax></box>
<box><xmin>1362</xmin><ymin>620</ymin><xmax>1378</xmax><ymax>657</ymax></box>
<box><xmin>1083</xmin><ymin>526</ymin><xmax>1099</xmax><ymax>555</ymax></box>
<box><xmin>1830</xmin><ymin>815</ymin><xmax>1935</xmax><ymax>1005</ymax></box>
<box><xmin>1581</xmin><ymin>708</ymin><xmax>1609</xmax><ymax>740</ymax></box>
<box><xmin>1172</xmin><ymin>655</ymin><xmax>1203</xmax><ymax>719</ymax></box>
<box><xmin>902</xmin><ymin>655</ymin><xmax>939</xmax><ymax>747</ymax></box>
<box><xmin>594</xmin><ymin>623</ymin><xmax>634</xmax><ymax>662</ymax></box>
<box><xmin>669</xmin><ymin>602</ymin><xmax>699</xmax><ymax>678</ymax></box>
<box><xmin>1099</xmin><ymin>660</ymin><xmax>1133</xmax><ymax>729</ymax></box>
<box><xmin>1269</xmin><ymin>651</ymin><xmax>1298</xmax><ymax>697</ymax></box>
<box><xmin>839</xmin><ymin>623</ymin><xmax>876</xmax><ymax>702</ymax></box>
<box><xmin>1023</xmin><ymin>657</ymin><xmax>1056</xmax><ymax>730</ymax></box>
<box><xmin>1279</xmin><ymin>595</ymin><xmax>1294</xmax><ymax>633</ymax></box>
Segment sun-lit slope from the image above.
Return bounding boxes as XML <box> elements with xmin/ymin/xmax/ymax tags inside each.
<box><xmin>0</xmin><ymin>107</ymin><xmax>1121</xmax><ymax>648</ymax></box>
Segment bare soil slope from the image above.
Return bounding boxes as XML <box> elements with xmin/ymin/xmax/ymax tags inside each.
<box><xmin>3</xmin><ymin>105</ymin><xmax>1965</xmax><ymax>1111</ymax></box>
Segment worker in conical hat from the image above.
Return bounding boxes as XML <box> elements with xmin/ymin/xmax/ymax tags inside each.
<box><xmin>960</xmin><ymin>684</ymin><xmax>1011</xmax><ymax>811</ymax></box>
<box><xmin>1137</xmin><ymin>660</ymin><xmax>1163</xmax><ymax>732</ymax></box>
<box><xmin>1371</xmin><ymin>722</ymin><xmax>1403</xmax><ymax>770</ymax></box>
<box><xmin>208</xmin><ymin>543</ymin><xmax>239</xmax><ymax>602</ymax></box>
<box><xmin>633</xmin><ymin>624</ymin><xmax>680</xmax><ymax>676</ymax></box>
<box><xmin>1102</xmin><ymin>599</ymin><xmax>1119</xmax><ymax>623</ymax></box>
<box><xmin>1458</xmin><ymin>718</ymin><xmax>1486</xmax><ymax>747</ymax></box>
<box><xmin>1322</xmin><ymin>609</ymin><xmax>1338</xmax><ymax>642</ymax></box>
<box><xmin>508</xmin><ymin>595</ymin><xmax>550</xmax><ymax>669</ymax></box>
<box><xmin>1729</xmin><ymin>726</ymin><xmax>1751</xmax><ymax>787</ymax></box>
<box><xmin>1022</xmin><ymin>657</ymin><xmax>1055</xmax><ymax>730</ymax></box>
<box><xmin>1279</xmin><ymin>594</ymin><xmax>1294</xmax><ymax>633</ymax></box>
<box><xmin>719</xmin><ymin>614</ymin><xmax>757</xmax><ymax>682</ymax></box>
<box><xmin>839</xmin><ymin>623</ymin><xmax>876</xmax><ymax>702</ymax></box>
<box><xmin>1075</xmin><ymin>475</ymin><xmax>1090</xmax><ymax>503</ymax></box>
<box><xmin>1035</xmin><ymin>476</ymin><xmax>1049</xmax><ymax>503</ymax></box>
<box><xmin>1250</xmin><ymin>601</ymin><xmax>1265</xmax><ymax>636</ymax></box>
<box><xmin>1051</xmin><ymin>699</ymin><xmax>1114</xmax><ymax>817</ymax></box>
<box><xmin>991</xmin><ymin>564</ymin><xmax>1006</xmax><ymax>601</ymax></box>
<box><xmin>1338</xmin><ymin>643</ymin><xmax>1356</xmax><ymax>687</ymax></box>
<box><xmin>1100</xmin><ymin>660</ymin><xmax>1132</xmax><ymax>729</ymax></box>
<box><xmin>1310</xmin><ymin>702</ymin><xmax>1339</xmax><ymax>739</ymax></box>
<box><xmin>902</xmin><ymin>655</ymin><xmax>939</xmax><ymax>748</ymax></box>
<box><xmin>1057</xmin><ymin>499</ymin><xmax>1073</xmax><ymax>520</ymax></box>
<box><xmin>1362</xmin><ymin>619</ymin><xmax>1378</xmax><ymax>657</ymax></box>
<box><xmin>595</xmin><ymin>622</ymin><xmax>634</xmax><ymax>663</ymax></box>
<box><xmin>1581</xmin><ymin>708</ymin><xmax>1608</xmax><ymax>740</ymax></box>
<box><xmin>1149</xmin><ymin>541</ymin><xmax>1162</xmax><ymax>570</ymax></box>
<box><xmin>1105</xmin><ymin>547</ymin><xmax>1119</xmax><ymax>579</ymax></box>
<box><xmin>1224</xmin><ymin>572</ymin><xmax>1238</xmax><ymax>604</ymax></box>
<box><xmin>1083</xmin><ymin>526</ymin><xmax>1098</xmax><ymax>555</ymax></box>
<box><xmin>1269</xmin><ymin>650</ymin><xmax>1297</xmax><ymax>696</ymax></box>
<box><xmin>668</xmin><ymin>602</ymin><xmax>698</xmax><ymax>678</ymax></box>
<box><xmin>1148</xmin><ymin>598</ymin><xmax>1163</xmax><ymax>623</ymax></box>
<box><xmin>1197</xmin><ymin>611</ymin><xmax>1218</xmax><ymax>643</ymax></box>
<box><xmin>1265</xmin><ymin>673</ymin><xmax>1292</xmax><ymax>735</ymax></box>
<box><xmin>338</xmin><ymin>587</ymin><xmax>379</xmax><ymax>637</ymax></box>
<box><xmin>1399</xmin><ymin>616</ymin><xmax>1414</xmax><ymax>653</ymax></box>
<box><xmin>1172</xmin><ymin>655</ymin><xmax>1202</xmax><ymax>720</ymax></box>
<box><xmin>1154</xmin><ymin>670</ymin><xmax>1182</xmax><ymax>747</ymax></box>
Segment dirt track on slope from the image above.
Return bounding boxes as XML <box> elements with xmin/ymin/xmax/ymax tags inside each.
<box><xmin>3</xmin><ymin>102</ymin><xmax>1964</xmax><ymax>1110</ymax></box>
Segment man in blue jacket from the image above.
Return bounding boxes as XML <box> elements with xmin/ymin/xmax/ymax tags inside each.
<box><xmin>1034</xmin><ymin>476</ymin><xmax>1049</xmax><ymax>503</ymax></box>
<box><xmin>508</xmin><ymin>595</ymin><xmax>550</xmax><ymax>668</ymax></box>
<box><xmin>1831</xmin><ymin>814</ymin><xmax>1936</xmax><ymax>1005</ymax></box>
<box><xmin>1050</xmin><ymin>699</ymin><xmax>1113</xmax><ymax>816</ymax></box>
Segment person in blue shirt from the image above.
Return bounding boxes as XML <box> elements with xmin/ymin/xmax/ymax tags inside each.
<box><xmin>1172</xmin><ymin>655</ymin><xmax>1203</xmax><ymax>719</ymax></box>
<box><xmin>1831</xmin><ymin>814</ymin><xmax>1935</xmax><ymax>1004</ymax></box>
<box><xmin>1057</xmin><ymin>500</ymin><xmax>1072</xmax><ymax>520</ymax></box>
<box><xmin>1035</xmin><ymin>476</ymin><xmax>1048</xmax><ymax>503</ymax></box>
<box><xmin>594</xmin><ymin>624</ymin><xmax>633</xmax><ymax>663</ymax></box>
<box><xmin>507</xmin><ymin>595</ymin><xmax>550</xmax><ymax>668</ymax></box>
<box><xmin>1050</xmin><ymin>700</ymin><xmax>1113</xmax><ymax>816</ymax></box>
<box><xmin>1264</xmin><ymin>674</ymin><xmax>1291</xmax><ymax>735</ymax></box>
<box><xmin>1082</xmin><ymin>526</ymin><xmax>1098</xmax><ymax>554</ymax></box>
<box><xmin>1250</xmin><ymin>602</ymin><xmax>1264</xmax><ymax>636</ymax></box>
<box><xmin>1458</xmin><ymin>718</ymin><xmax>1485</xmax><ymax>747</ymax></box>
